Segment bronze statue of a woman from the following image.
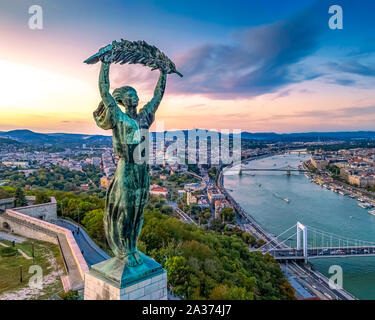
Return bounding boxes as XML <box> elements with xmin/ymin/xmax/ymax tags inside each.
<box><xmin>93</xmin><ymin>61</ymin><xmax>166</xmax><ymax>267</ymax></box>
<box><xmin>86</xmin><ymin>39</ymin><xmax>182</xmax><ymax>269</ymax></box>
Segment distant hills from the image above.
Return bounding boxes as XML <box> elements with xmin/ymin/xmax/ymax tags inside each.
<box><xmin>240</xmin><ymin>131</ymin><xmax>375</xmax><ymax>141</ymax></box>
<box><xmin>0</xmin><ymin>130</ymin><xmax>112</xmax><ymax>146</ymax></box>
<box><xmin>0</xmin><ymin>137</ymin><xmax>24</xmax><ymax>146</ymax></box>
<box><xmin>0</xmin><ymin>129</ymin><xmax>375</xmax><ymax>147</ymax></box>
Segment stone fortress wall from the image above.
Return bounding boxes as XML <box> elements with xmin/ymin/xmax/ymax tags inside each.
<box><xmin>0</xmin><ymin>209</ymin><xmax>58</xmax><ymax>244</ymax></box>
<box><xmin>14</xmin><ymin>197</ymin><xmax>57</xmax><ymax>222</ymax></box>
<box><xmin>0</xmin><ymin>198</ymin><xmax>88</xmax><ymax>290</ymax></box>
<box><xmin>0</xmin><ymin>196</ymin><xmax>35</xmax><ymax>212</ymax></box>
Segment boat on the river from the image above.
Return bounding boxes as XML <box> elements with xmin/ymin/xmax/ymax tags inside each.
<box><xmin>284</xmin><ymin>198</ymin><xmax>290</xmax><ymax>203</ymax></box>
<box><xmin>368</xmin><ymin>210</ymin><xmax>375</xmax><ymax>216</ymax></box>
<box><xmin>358</xmin><ymin>202</ymin><xmax>373</xmax><ymax>209</ymax></box>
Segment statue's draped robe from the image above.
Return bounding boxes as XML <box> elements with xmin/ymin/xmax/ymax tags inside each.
<box><xmin>93</xmin><ymin>101</ymin><xmax>155</xmax><ymax>260</ymax></box>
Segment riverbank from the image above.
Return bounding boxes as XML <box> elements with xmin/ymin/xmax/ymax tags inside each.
<box><xmin>303</xmin><ymin>160</ymin><xmax>375</xmax><ymax>213</ymax></box>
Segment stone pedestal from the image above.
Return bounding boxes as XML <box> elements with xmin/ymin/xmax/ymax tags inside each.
<box><xmin>84</xmin><ymin>252</ymin><xmax>167</xmax><ymax>300</ymax></box>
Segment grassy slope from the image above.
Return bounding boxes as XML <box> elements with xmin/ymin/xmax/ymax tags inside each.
<box><xmin>0</xmin><ymin>239</ymin><xmax>65</xmax><ymax>299</ymax></box>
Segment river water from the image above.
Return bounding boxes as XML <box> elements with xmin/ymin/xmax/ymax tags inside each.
<box><xmin>223</xmin><ymin>154</ymin><xmax>375</xmax><ymax>300</ymax></box>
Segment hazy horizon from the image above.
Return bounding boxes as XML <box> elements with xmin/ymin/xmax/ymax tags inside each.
<box><xmin>2</xmin><ymin>127</ymin><xmax>375</xmax><ymax>137</ymax></box>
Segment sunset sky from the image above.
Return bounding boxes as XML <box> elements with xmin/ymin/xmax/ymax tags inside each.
<box><xmin>1</xmin><ymin>0</ymin><xmax>375</xmax><ymax>135</ymax></box>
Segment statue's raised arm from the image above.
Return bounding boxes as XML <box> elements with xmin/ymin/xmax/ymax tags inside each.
<box><xmin>93</xmin><ymin>61</ymin><xmax>121</xmax><ymax>131</ymax></box>
<box><xmin>99</xmin><ymin>62</ymin><xmax>117</xmax><ymax>108</ymax></box>
<box><xmin>139</xmin><ymin>69</ymin><xmax>167</xmax><ymax>125</ymax></box>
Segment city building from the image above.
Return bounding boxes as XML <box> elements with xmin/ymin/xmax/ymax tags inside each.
<box><xmin>214</xmin><ymin>199</ymin><xmax>232</xmax><ymax>219</ymax></box>
<box><xmin>100</xmin><ymin>176</ymin><xmax>111</xmax><ymax>189</ymax></box>
<box><xmin>187</xmin><ymin>191</ymin><xmax>197</xmax><ymax>205</ymax></box>
<box><xmin>149</xmin><ymin>185</ymin><xmax>168</xmax><ymax>197</ymax></box>
<box><xmin>184</xmin><ymin>183</ymin><xmax>204</xmax><ymax>191</ymax></box>
<box><xmin>80</xmin><ymin>184</ymin><xmax>90</xmax><ymax>191</ymax></box>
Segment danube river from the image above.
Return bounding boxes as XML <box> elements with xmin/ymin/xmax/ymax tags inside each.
<box><xmin>223</xmin><ymin>154</ymin><xmax>375</xmax><ymax>300</ymax></box>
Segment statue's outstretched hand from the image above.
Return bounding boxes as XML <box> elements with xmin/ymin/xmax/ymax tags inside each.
<box><xmin>100</xmin><ymin>54</ymin><xmax>111</xmax><ymax>64</ymax></box>
<box><xmin>158</xmin><ymin>64</ymin><xmax>171</xmax><ymax>75</ymax></box>
<box><xmin>160</xmin><ymin>67</ymin><xmax>168</xmax><ymax>75</ymax></box>
<box><xmin>97</xmin><ymin>44</ymin><xmax>113</xmax><ymax>64</ymax></box>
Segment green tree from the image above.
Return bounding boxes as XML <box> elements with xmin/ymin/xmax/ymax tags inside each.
<box><xmin>209</xmin><ymin>284</ymin><xmax>254</xmax><ymax>300</ymax></box>
<box><xmin>34</xmin><ymin>191</ymin><xmax>50</xmax><ymax>205</ymax></box>
<box><xmin>208</xmin><ymin>167</ymin><xmax>217</xmax><ymax>180</ymax></box>
<box><xmin>280</xmin><ymin>280</ymin><xmax>296</xmax><ymax>300</ymax></box>
<box><xmin>140</xmin><ymin>209</ymin><xmax>294</xmax><ymax>300</ymax></box>
<box><xmin>59</xmin><ymin>290</ymin><xmax>79</xmax><ymax>300</ymax></box>
<box><xmin>219</xmin><ymin>207</ymin><xmax>235</xmax><ymax>223</ymax></box>
<box><xmin>0</xmin><ymin>188</ymin><xmax>11</xmax><ymax>200</ymax></box>
<box><xmin>161</xmin><ymin>205</ymin><xmax>173</xmax><ymax>215</ymax></box>
<box><xmin>257</xmin><ymin>238</ymin><xmax>266</xmax><ymax>248</ymax></box>
<box><xmin>14</xmin><ymin>187</ymin><xmax>27</xmax><ymax>207</ymax></box>
<box><xmin>165</xmin><ymin>256</ymin><xmax>189</xmax><ymax>298</ymax></box>
<box><xmin>81</xmin><ymin>209</ymin><xmax>105</xmax><ymax>242</ymax></box>
<box><xmin>241</xmin><ymin>232</ymin><xmax>256</xmax><ymax>247</ymax></box>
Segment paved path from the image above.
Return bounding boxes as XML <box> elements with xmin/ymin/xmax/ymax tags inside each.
<box><xmin>17</xmin><ymin>249</ymin><xmax>32</xmax><ymax>260</ymax></box>
<box><xmin>0</xmin><ymin>231</ymin><xmax>25</xmax><ymax>243</ymax></box>
<box><xmin>56</xmin><ymin>233</ymin><xmax>84</xmax><ymax>290</ymax></box>
<box><xmin>167</xmin><ymin>201</ymin><xmax>197</xmax><ymax>225</ymax></box>
<box><xmin>54</xmin><ymin>219</ymin><xmax>110</xmax><ymax>267</ymax></box>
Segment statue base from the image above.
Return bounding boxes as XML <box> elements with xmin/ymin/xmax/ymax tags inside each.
<box><xmin>84</xmin><ymin>252</ymin><xmax>167</xmax><ymax>300</ymax></box>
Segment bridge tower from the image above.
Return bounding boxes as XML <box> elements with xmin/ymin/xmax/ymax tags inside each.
<box><xmin>286</xmin><ymin>165</ymin><xmax>291</xmax><ymax>176</ymax></box>
<box><xmin>296</xmin><ymin>222</ymin><xmax>307</xmax><ymax>259</ymax></box>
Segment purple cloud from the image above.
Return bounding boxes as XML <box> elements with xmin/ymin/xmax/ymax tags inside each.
<box><xmin>167</xmin><ymin>10</ymin><xmax>324</xmax><ymax>98</ymax></box>
<box><xmin>111</xmin><ymin>9</ymin><xmax>325</xmax><ymax>99</ymax></box>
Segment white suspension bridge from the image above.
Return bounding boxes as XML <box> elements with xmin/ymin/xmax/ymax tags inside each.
<box><xmin>258</xmin><ymin>222</ymin><xmax>375</xmax><ymax>261</ymax></box>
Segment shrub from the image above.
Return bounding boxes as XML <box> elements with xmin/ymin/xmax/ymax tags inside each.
<box><xmin>59</xmin><ymin>290</ymin><xmax>79</xmax><ymax>300</ymax></box>
<box><xmin>0</xmin><ymin>247</ymin><xmax>18</xmax><ymax>257</ymax></box>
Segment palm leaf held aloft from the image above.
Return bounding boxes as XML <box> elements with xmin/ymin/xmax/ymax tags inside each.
<box><xmin>84</xmin><ymin>39</ymin><xmax>183</xmax><ymax>77</ymax></box>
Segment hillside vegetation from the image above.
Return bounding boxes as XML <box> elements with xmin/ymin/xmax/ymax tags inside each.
<box><xmin>0</xmin><ymin>187</ymin><xmax>295</xmax><ymax>300</ymax></box>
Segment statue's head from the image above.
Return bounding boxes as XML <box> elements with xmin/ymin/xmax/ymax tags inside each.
<box><xmin>113</xmin><ymin>86</ymin><xmax>139</xmax><ymax>116</ymax></box>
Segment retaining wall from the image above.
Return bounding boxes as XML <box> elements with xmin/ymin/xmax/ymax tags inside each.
<box><xmin>14</xmin><ymin>197</ymin><xmax>57</xmax><ymax>222</ymax></box>
<box><xmin>0</xmin><ymin>208</ymin><xmax>88</xmax><ymax>289</ymax></box>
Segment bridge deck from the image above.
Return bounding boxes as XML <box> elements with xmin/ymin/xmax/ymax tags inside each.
<box><xmin>241</xmin><ymin>168</ymin><xmax>307</xmax><ymax>172</ymax></box>
<box><xmin>269</xmin><ymin>246</ymin><xmax>375</xmax><ymax>260</ymax></box>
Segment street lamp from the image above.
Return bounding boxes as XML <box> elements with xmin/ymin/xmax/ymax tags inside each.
<box><xmin>60</xmin><ymin>202</ymin><xmax>64</xmax><ymax>217</ymax></box>
<box><xmin>32</xmin><ymin>243</ymin><xmax>35</xmax><ymax>262</ymax></box>
<box><xmin>76</xmin><ymin>206</ymin><xmax>80</xmax><ymax>223</ymax></box>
